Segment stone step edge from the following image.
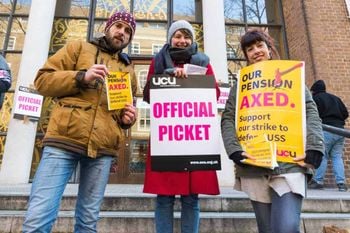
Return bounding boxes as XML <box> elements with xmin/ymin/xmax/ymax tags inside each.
<box><xmin>1</xmin><ymin>210</ymin><xmax>350</xmax><ymax>219</ymax></box>
<box><xmin>1</xmin><ymin>194</ymin><xmax>350</xmax><ymax>201</ymax></box>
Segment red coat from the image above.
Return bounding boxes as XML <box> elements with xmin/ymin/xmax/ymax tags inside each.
<box><xmin>142</xmin><ymin>59</ymin><xmax>220</xmax><ymax>195</ymax></box>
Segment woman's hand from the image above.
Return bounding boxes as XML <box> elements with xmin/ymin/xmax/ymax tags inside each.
<box><xmin>229</xmin><ymin>151</ymin><xmax>256</xmax><ymax>166</ymax></box>
<box><xmin>242</xmin><ymin>151</ymin><xmax>256</xmax><ymax>160</ymax></box>
<box><xmin>293</xmin><ymin>155</ymin><xmax>314</xmax><ymax>169</ymax></box>
<box><xmin>294</xmin><ymin>150</ymin><xmax>323</xmax><ymax>169</ymax></box>
<box><xmin>173</xmin><ymin>68</ymin><xmax>187</xmax><ymax>78</ymax></box>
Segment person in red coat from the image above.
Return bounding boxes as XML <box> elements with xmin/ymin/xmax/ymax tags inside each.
<box><xmin>142</xmin><ymin>20</ymin><xmax>220</xmax><ymax>233</ymax></box>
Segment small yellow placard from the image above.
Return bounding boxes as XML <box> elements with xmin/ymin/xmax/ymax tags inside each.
<box><xmin>241</xmin><ymin>134</ymin><xmax>278</xmax><ymax>169</ymax></box>
<box><xmin>105</xmin><ymin>71</ymin><xmax>133</xmax><ymax>110</ymax></box>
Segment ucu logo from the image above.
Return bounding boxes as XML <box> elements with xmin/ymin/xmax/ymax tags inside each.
<box><xmin>152</xmin><ymin>76</ymin><xmax>177</xmax><ymax>86</ymax></box>
<box><xmin>276</xmin><ymin>149</ymin><xmax>297</xmax><ymax>158</ymax></box>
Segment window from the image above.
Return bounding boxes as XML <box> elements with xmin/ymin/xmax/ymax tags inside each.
<box><xmin>152</xmin><ymin>44</ymin><xmax>163</xmax><ymax>55</ymax></box>
<box><xmin>149</xmin><ymin>23</ymin><xmax>166</xmax><ymax>29</ymax></box>
<box><xmin>228</xmin><ymin>73</ymin><xmax>237</xmax><ymax>87</ymax></box>
<box><xmin>226</xmin><ymin>46</ymin><xmax>236</xmax><ymax>59</ymax></box>
<box><xmin>138</xmin><ymin>107</ymin><xmax>150</xmax><ymax>131</ymax></box>
<box><xmin>138</xmin><ymin>69</ymin><xmax>148</xmax><ymax>91</ymax></box>
<box><xmin>224</xmin><ymin>0</ymin><xmax>287</xmax><ymax>77</ymax></box>
<box><xmin>7</xmin><ymin>36</ymin><xmax>16</xmax><ymax>50</ymax></box>
<box><xmin>131</xmin><ymin>42</ymin><xmax>140</xmax><ymax>54</ymax></box>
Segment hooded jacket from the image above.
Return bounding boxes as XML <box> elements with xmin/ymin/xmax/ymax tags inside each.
<box><xmin>34</xmin><ymin>38</ymin><xmax>137</xmax><ymax>158</ymax></box>
<box><xmin>310</xmin><ymin>80</ymin><xmax>348</xmax><ymax>128</ymax></box>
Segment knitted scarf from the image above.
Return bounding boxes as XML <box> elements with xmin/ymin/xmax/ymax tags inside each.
<box><xmin>154</xmin><ymin>43</ymin><xmax>209</xmax><ymax>74</ymax></box>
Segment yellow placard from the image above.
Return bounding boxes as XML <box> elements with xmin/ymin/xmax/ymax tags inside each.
<box><xmin>105</xmin><ymin>71</ymin><xmax>133</xmax><ymax>110</ymax></box>
<box><xmin>236</xmin><ymin>60</ymin><xmax>306</xmax><ymax>166</ymax></box>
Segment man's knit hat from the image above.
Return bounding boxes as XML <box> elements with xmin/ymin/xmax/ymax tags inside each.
<box><xmin>105</xmin><ymin>11</ymin><xmax>136</xmax><ymax>40</ymax></box>
<box><xmin>167</xmin><ymin>20</ymin><xmax>195</xmax><ymax>44</ymax></box>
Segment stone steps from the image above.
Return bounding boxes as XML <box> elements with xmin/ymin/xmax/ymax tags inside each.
<box><xmin>0</xmin><ymin>184</ymin><xmax>349</xmax><ymax>232</ymax></box>
<box><xmin>1</xmin><ymin>210</ymin><xmax>350</xmax><ymax>233</ymax></box>
<box><xmin>1</xmin><ymin>194</ymin><xmax>350</xmax><ymax>213</ymax></box>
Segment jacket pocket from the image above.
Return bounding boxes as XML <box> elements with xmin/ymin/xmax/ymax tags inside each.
<box><xmin>49</xmin><ymin>99</ymin><xmax>93</xmax><ymax>141</ymax></box>
<box><xmin>92</xmin><ymin>110</ymin><xmax>123</xmax><ymax>151</ymax></box>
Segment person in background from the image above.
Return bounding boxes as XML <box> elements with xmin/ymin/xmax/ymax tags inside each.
<box><xmin>308</xmin><ymin>80</ymin><xmax>348</xmax><ymax>191</ymax></box>
<box><xmin>143</xmin><ymin>20</ymin><xmax>220</xmax><ymax>233</ymax></box>
<box><xmin>0</xmin><ymin>54</ymin><xmax>12</xmax><ymax>110</ymax></box>
<box><xmin>22</xmin><ymin>11</ymin><xmax>138</xmax><ymax>233</ymax></box>
<box><xmin>221</xmin><ymin>28</ymin><xmax>324</xmax><ymax>233</ymax></box>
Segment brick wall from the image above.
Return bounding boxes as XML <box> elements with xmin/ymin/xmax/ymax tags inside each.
<box><xmin>282</xmin><ymin>0</ymin><xmax>350</xmax><ymax>187</ymax></box>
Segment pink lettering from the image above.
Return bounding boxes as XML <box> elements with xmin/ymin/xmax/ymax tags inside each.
<box><xmin>158</xmin><ymin>124</ymin><xmax>211</xmax><ymax>141</ymax></box>
<box><xmin>263</xmin><ymin>92</ymin><xmax>274</xmax><ymax>106</ymax></box>
<box><xmin>240</xmin><ymin>92</ymin><xmax>289</xmax><ymax>109</ymax></box>
<box><xmin>153</xmin><ymin>103</ymin><xmax>162</xmax><ymax>118</ymax></box>
<box><xmin>158</xmin><ymin>125</ymin><xmax>167</xmax><ymax>141</ymax></box>
<box><xmin>276</xmin><ymin>93</ymin><xmax>288</xmax><ymax>106</ymax></box>
<box><xmin>18</xmin><ymin>104</ymin><xmax>39</xmax><ymax>112</ymax></box>
<box><xmin>153</xmin><ymin>102</ymin><xmax>216</xmax><ymax>118</ymax></box>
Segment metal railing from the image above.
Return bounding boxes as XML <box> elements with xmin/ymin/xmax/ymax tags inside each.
<box><xmin>322</xmin><ymin>124</ymin><xmax>350</xmax><ymax>138</ymax></box>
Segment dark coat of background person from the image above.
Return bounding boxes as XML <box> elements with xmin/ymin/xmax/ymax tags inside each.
<box><xmin>0</xmin><ymin>54</ymin><xmax>12</xmax><ymax>109</ymax></box>
<box><xmin>310</xmin><ymin>80</ymin><xmax>348</xmax><ymax>128</ymax></box>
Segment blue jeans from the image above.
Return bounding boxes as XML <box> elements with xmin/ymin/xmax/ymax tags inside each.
<box><xmin>314</xmin><ymin>131</ymin><xmax>346</xmax><ymax>184</ymax></box>
<box><xmin>22</xmin><ymin>146</ymin><xmax>113</xmax><ymax>233</ymax></box>
<box><xmin>155</xmin><ymin>194</ymin><xmax>200</xmax><ymax>233</ymax></box>
<box><xmin>251</xmin><ymin>190</ymin><xmax>302</xmax><ymax>233</ymax></box>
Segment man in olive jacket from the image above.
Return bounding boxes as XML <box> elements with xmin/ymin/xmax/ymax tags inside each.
<box><xmin>23</xmin><ymin>11</ymin><xmax>138</xmax><ymax>232</ymax></box>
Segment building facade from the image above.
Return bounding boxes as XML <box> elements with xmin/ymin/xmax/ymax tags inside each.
<box><xmin>0</xmin><ymin>0</ymin><xmax>349</xmax><ymax>187</ymax></box>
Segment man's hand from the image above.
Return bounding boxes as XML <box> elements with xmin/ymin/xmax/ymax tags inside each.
<box><xmin>121</xmin><ymin>104</ymin><xmax>137</xmax><ymax>125</ymax></box>
<box><xmin>84</xmin><ymin>64</ymin><xmax>109</xmax><ymax>84</ymax></box>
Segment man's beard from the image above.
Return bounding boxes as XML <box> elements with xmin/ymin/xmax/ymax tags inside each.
<box><xmin>105</xmin><ymin>32</ymin><xmax>129</xmax><ymax>52</ymax></box>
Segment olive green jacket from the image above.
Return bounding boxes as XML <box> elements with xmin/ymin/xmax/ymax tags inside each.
<box><xmin>35</xmin><ymin>40</ymin><xmax>137</xmax><ymax>158</ymax></box>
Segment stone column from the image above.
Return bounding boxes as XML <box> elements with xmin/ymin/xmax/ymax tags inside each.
<box><xmin>202</xmin><ymin>0</ymin><xmax>234</xmax><ymax>187</ymax></box>
<box><xmin>202</xmin><ymin>0</ymin><xmax>228</xmax><ymax>83</ymax></box>
<box><xmin>0</xmin><ymin>0</ymin><xmax>57</xmax><ymax>184</ymax></box>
